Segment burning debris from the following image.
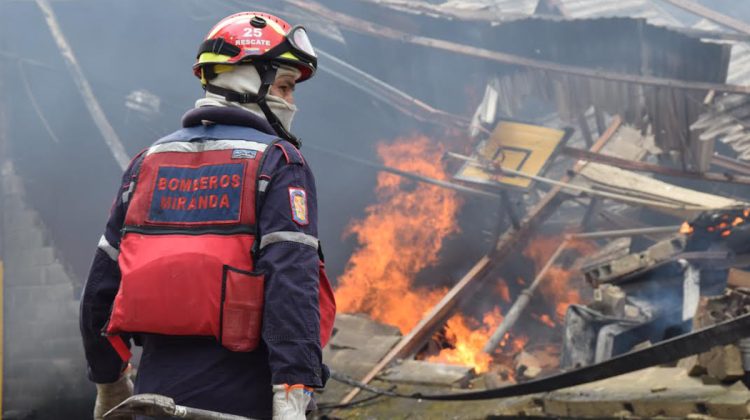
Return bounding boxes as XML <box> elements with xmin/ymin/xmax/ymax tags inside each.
<box><xmin>335</xmin><ymin>136</ymin><xmax>461</xmax><ymax>333</ymax></box>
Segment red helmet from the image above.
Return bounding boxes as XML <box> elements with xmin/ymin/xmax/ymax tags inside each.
<box><xmin>194</xmin><ymin>12</ymin><xmax>317</xmax><ymax>83</ymax></box>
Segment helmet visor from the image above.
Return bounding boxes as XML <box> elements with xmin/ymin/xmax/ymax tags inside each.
<box><xmin>289</xmin><ymin>26</ymin><xmax>316</xmax><ymax>59</ymax></box>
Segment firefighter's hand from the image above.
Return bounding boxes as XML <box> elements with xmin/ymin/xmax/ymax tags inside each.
<box><xmin>93</xmin><ymin>373</ymin><xmax>133</xmax><ymax>420</ymax></box>
<box><xmin>272</xmin><ymin>384</ymin><xmax>313</xmax><ymax>420</ymax></box>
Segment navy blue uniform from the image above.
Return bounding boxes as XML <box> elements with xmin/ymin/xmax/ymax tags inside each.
<box><xmin>79</xmin><ymin>107</ymin><xmax>326</xmax><ymax>419</ymax></box>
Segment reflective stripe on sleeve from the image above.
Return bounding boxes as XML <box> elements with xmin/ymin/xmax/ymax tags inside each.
<box><xmin>121</xmin><ymin>181</ymin><xmax>134</xmax><ymax>204</ymax></box>
<box><xmin>146</xmin><ymin>140</ymin><xmax>268</xmax><ymax>155</ymax></box>
<box><xmin>97</xmin><ymin>235</ymin><xmax>119</xmax><ymax>261</ymax></box>
<box><xmin>259</xmin><ymin>231</ymin><xmax>319</xmax><ymax>250</ymax></box>
<box><xmin>259</xmin><ymin>179</ymin><xmax>270</xmax><ymax>193</ymax></box>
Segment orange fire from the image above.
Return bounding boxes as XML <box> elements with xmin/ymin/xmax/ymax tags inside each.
<box><xmin>427</xmin><ymin>307</ymin><xmax>505</xmax><ymax>373</ymax></box>
<box><xmin>335</xmin><ymin>136</ymin><xmax>462</xmax><ymax>333</ymax></box>
<box><xmin>335</xmin><ymin>135</ymin><xmax>592</xmax><ymax>375</ymax></box>
<box><xmin>680</xmin><ymin>221</ymin><xmax>694</xmax><ymax>235</ymax></box>
<box><xmin>496</xmin><ymin>280</ymin><xmax>511</xmax><ymax>303</ymax></box>
<box><xmin>524</xmin><ymin>236</ymin><xmax>596</xmax><ymax>321</ymax></box>
<box><xmin>536</xmin><ymin>313</ymin><xmax>556</xmax><ymax>328</ymax></box>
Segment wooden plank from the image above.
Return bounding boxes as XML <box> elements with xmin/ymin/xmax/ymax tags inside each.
<box><xmin>321</xmin><ymin>314</ymin><xmax>403</xmax><ymax>404</ymax></box>
<box><xmin>378</xmin><ymin>359</ymin><xmax>475</xmax><ymax>387</ymax></box>
<box><xmin>659</xmin><ymin>0</ymin><xmax>750</xmax><ymax>36</ymax></box>
<box><xmin>562</xmin><ymin>146</ymin><xmax>750</xmax><ymax>186</ymax></box>
<box><xmin>727</xmin><ymin>268</ymin><xmax>750</xmax><ymax>289</ymax></box>
<box><xmin>578</xmin><ymin>163</ymin><xmax>743</xmax><ymax>218</ymax></box>
<box><xmin>339</xmin><ymin>116</ymin><xmax>623</xmax><ymax>404</ymax></box>
<box><xmin>284</xmin><ymin>0</ymin><xmax>750</xmax><ymax>95</ymax></box>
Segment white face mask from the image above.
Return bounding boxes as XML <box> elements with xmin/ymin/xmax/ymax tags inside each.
<box><xmin>195</xmin><ymin>64</ymin><xmax>301</xmax><ymax>132</ymax></box>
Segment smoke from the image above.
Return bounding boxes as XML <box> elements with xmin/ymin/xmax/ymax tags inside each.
<box><xmin>0</xmin><ymin>0</ymin><xmax>486</xmax><ymax>415</ymax></box>
<box><xmin>4</xmin><ymin>0</ymin><xmax>750</xmax><ymax>415</ymax></box>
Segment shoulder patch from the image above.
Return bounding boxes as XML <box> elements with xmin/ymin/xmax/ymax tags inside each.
<box><xmin>288</xmin><ymin>187</ymin><xmax>309</xmax><ymax>226</ymax></box>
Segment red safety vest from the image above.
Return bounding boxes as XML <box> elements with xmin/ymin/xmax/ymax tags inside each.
<box><xmin>106</xmin><ymin>134</ymin><xmax>335</xmax><ymax>354</ymax></box>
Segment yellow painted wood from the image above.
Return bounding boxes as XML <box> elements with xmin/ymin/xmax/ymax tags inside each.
<box><xmin>455</xmin><ymin>121</ymin><xmax>567</xmax><ymax>189</ymax></box>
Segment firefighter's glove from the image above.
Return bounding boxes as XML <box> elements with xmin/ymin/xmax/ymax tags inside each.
<box><xmin>272</xmin><ymin>384</ymin><xmax>313</xmax><ymax>420</ymax></box>
<box><xmin>94</xmin><ymin>373</ymin><xmax>134</xmax><ymax>420</ymax></box>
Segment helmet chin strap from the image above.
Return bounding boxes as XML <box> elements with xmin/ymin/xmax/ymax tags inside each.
<box><xmin>203</xmin><ymin>61</ymin><xmax>302</xmax><ymax>148</ymax></box>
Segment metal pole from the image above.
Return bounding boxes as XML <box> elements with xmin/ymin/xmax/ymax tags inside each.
<box><xmin>482</xmin><ymin>239</ymin><xmax>569</xmax><ymax>354</ymax></box>
<box><xmin>570</xmin><ymin>226</ymin><xmax>681</xmax><ymax>240</ymax></box>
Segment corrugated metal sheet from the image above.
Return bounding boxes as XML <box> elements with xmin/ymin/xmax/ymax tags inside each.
<box><xmin>360</xmin><ymin>0</ymin><xmax>537</xmax><ymax>20</ymax></box>
<box><xmin>691</xmin><ymin>19</ymin><xmax>750</xmax><ymax>85</ymax></box>
<box><xmin>364</xmin><ymin>0</ymin><xmax>750</xmax><ymax>166</ymax></box>
<box><xmin>688</xmin><ymin>19</ymin><xmax>750</xmax><ymax>163</ymax></box>
<box><xmin>561</xmin><ymin>0</ymin><xmax>682</xmax><ymax>27</ymax></box>
<box><xmin>364</xmin><ymin>0</ymin><xmax>685</xmax><ymax>28</ymax></box>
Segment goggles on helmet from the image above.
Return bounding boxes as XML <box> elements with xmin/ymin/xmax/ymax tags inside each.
<box><xmin>245</xmin><ymin>25</ymin><xmax>317</xmax><ymax>73</ymax></box>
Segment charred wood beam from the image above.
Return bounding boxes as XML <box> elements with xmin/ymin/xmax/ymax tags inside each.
<box><xmin>659</xmin><ymin>0</ymin><xmax>750</xmax><ymax>36</ymax></box>
<box><xmin>283</xmin><ymin>0</ymin><xmax>750</xmax><ymax>95</ymax></box>
<box><xmin>338</xmin><ymin>116</ymin><xmax>623</xmax><ymax>405</ymax></box>
<box><xmin>562</xmin><ymin>147</ymin><xmax>750</xmax><ymax>186</ymax></box>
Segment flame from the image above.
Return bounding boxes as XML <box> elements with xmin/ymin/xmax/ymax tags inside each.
<box><xmin>680</xmin><ymin>221</ymin><xmax>694</xmax><ymax>235</ymax></box>
<box><xmin>335</xmin><ymin>136</ymin><xmax>462</xmax><ymax>333</ymax></box>
<box><xmin>496</xmin><ymin>280</ymin><xmax>511</xmax><ymax>303</ymax></box>
<box><xmin>524</xmin><ymin>237</ymin><xmax>596</xmax><ymax>321</ymax></box>
<box><xmin>427</xmin><ymin>308</ymin><xmax>504</xmax><ymax>373</ymax></box>
<box><xmin>536</xmin><ymin>313</ymin><xmax>556</xmax><ymax>328</ymax></box>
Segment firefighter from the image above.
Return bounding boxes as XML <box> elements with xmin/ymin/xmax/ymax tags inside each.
<box><xmin>80</xmin><ymin>12</ymin><xmax>336</xmax><ymax>420</ymax></box>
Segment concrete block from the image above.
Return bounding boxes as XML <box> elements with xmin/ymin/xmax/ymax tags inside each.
<box><xmin>542</xmin><ymin>368</ymin><xmax>746</xmax><ymax>419</ymax></box>
<box><xmin>43</xmin><ymin>263</ymin><xmax>74</xmax><ymax>285</ymax></box>
<box><xmin>699</xmin><ymin>345</ymin><xmax>745</xmax><ymax>383</ymax></box>
<box><xmin>6</xmin><ymin>284</ymin><xmax>75</xmax><ymax>310</ymax></box>
<box><xmin>23</xmin><ymin>247</ymin><xmax>57</xmax><ymax>267</ymax></box>
<box><xmin>630</xmin><ymin>398</ymin><xmax>699</xmax><ymax>418</ymax></box>
<box><xmin>3</xmin><ymin>241</ymin><xmax>55</xmax><ymax>267</ymax></box>
<box><xmin>706</xmin><ymin>391</ymin><xmax>750</xmax><ymax>418</ymax></box>
<box><xmin>678</xmin><ymin>355</ymin><xmax>707</xmax><ymax>377</ymax></box>
<box><xmin>2</xmin><ymin>205</ymin><xmax>36</xmax><ymax>228</ymax></box>
<box><xmin>8</xmin><ymin>262</ymin><xmax>74</xmax><ymax>286</ymax></box>
<box><xmin>3</xmin><ymin>199</ymin><xmax>28</xmax><ymax>218</ymax></box>
<box><xmin>378</xmin><ymin>360</ymin><xmax>474</xmax><ymax>388</ymax></box>
<box><xmin>6</xmin><ymin>265</ymin><xmax>46</xmax><ymax>286</ymax></box>
<box><xmin>543</xmin><ymin>395</ymin><xmax>627</xmax><ymax>417</ymax></box>
<box><xmin>2</xmin><ymin>229</ymin><xmax>44</xmax><ymax>252</ymax></box>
